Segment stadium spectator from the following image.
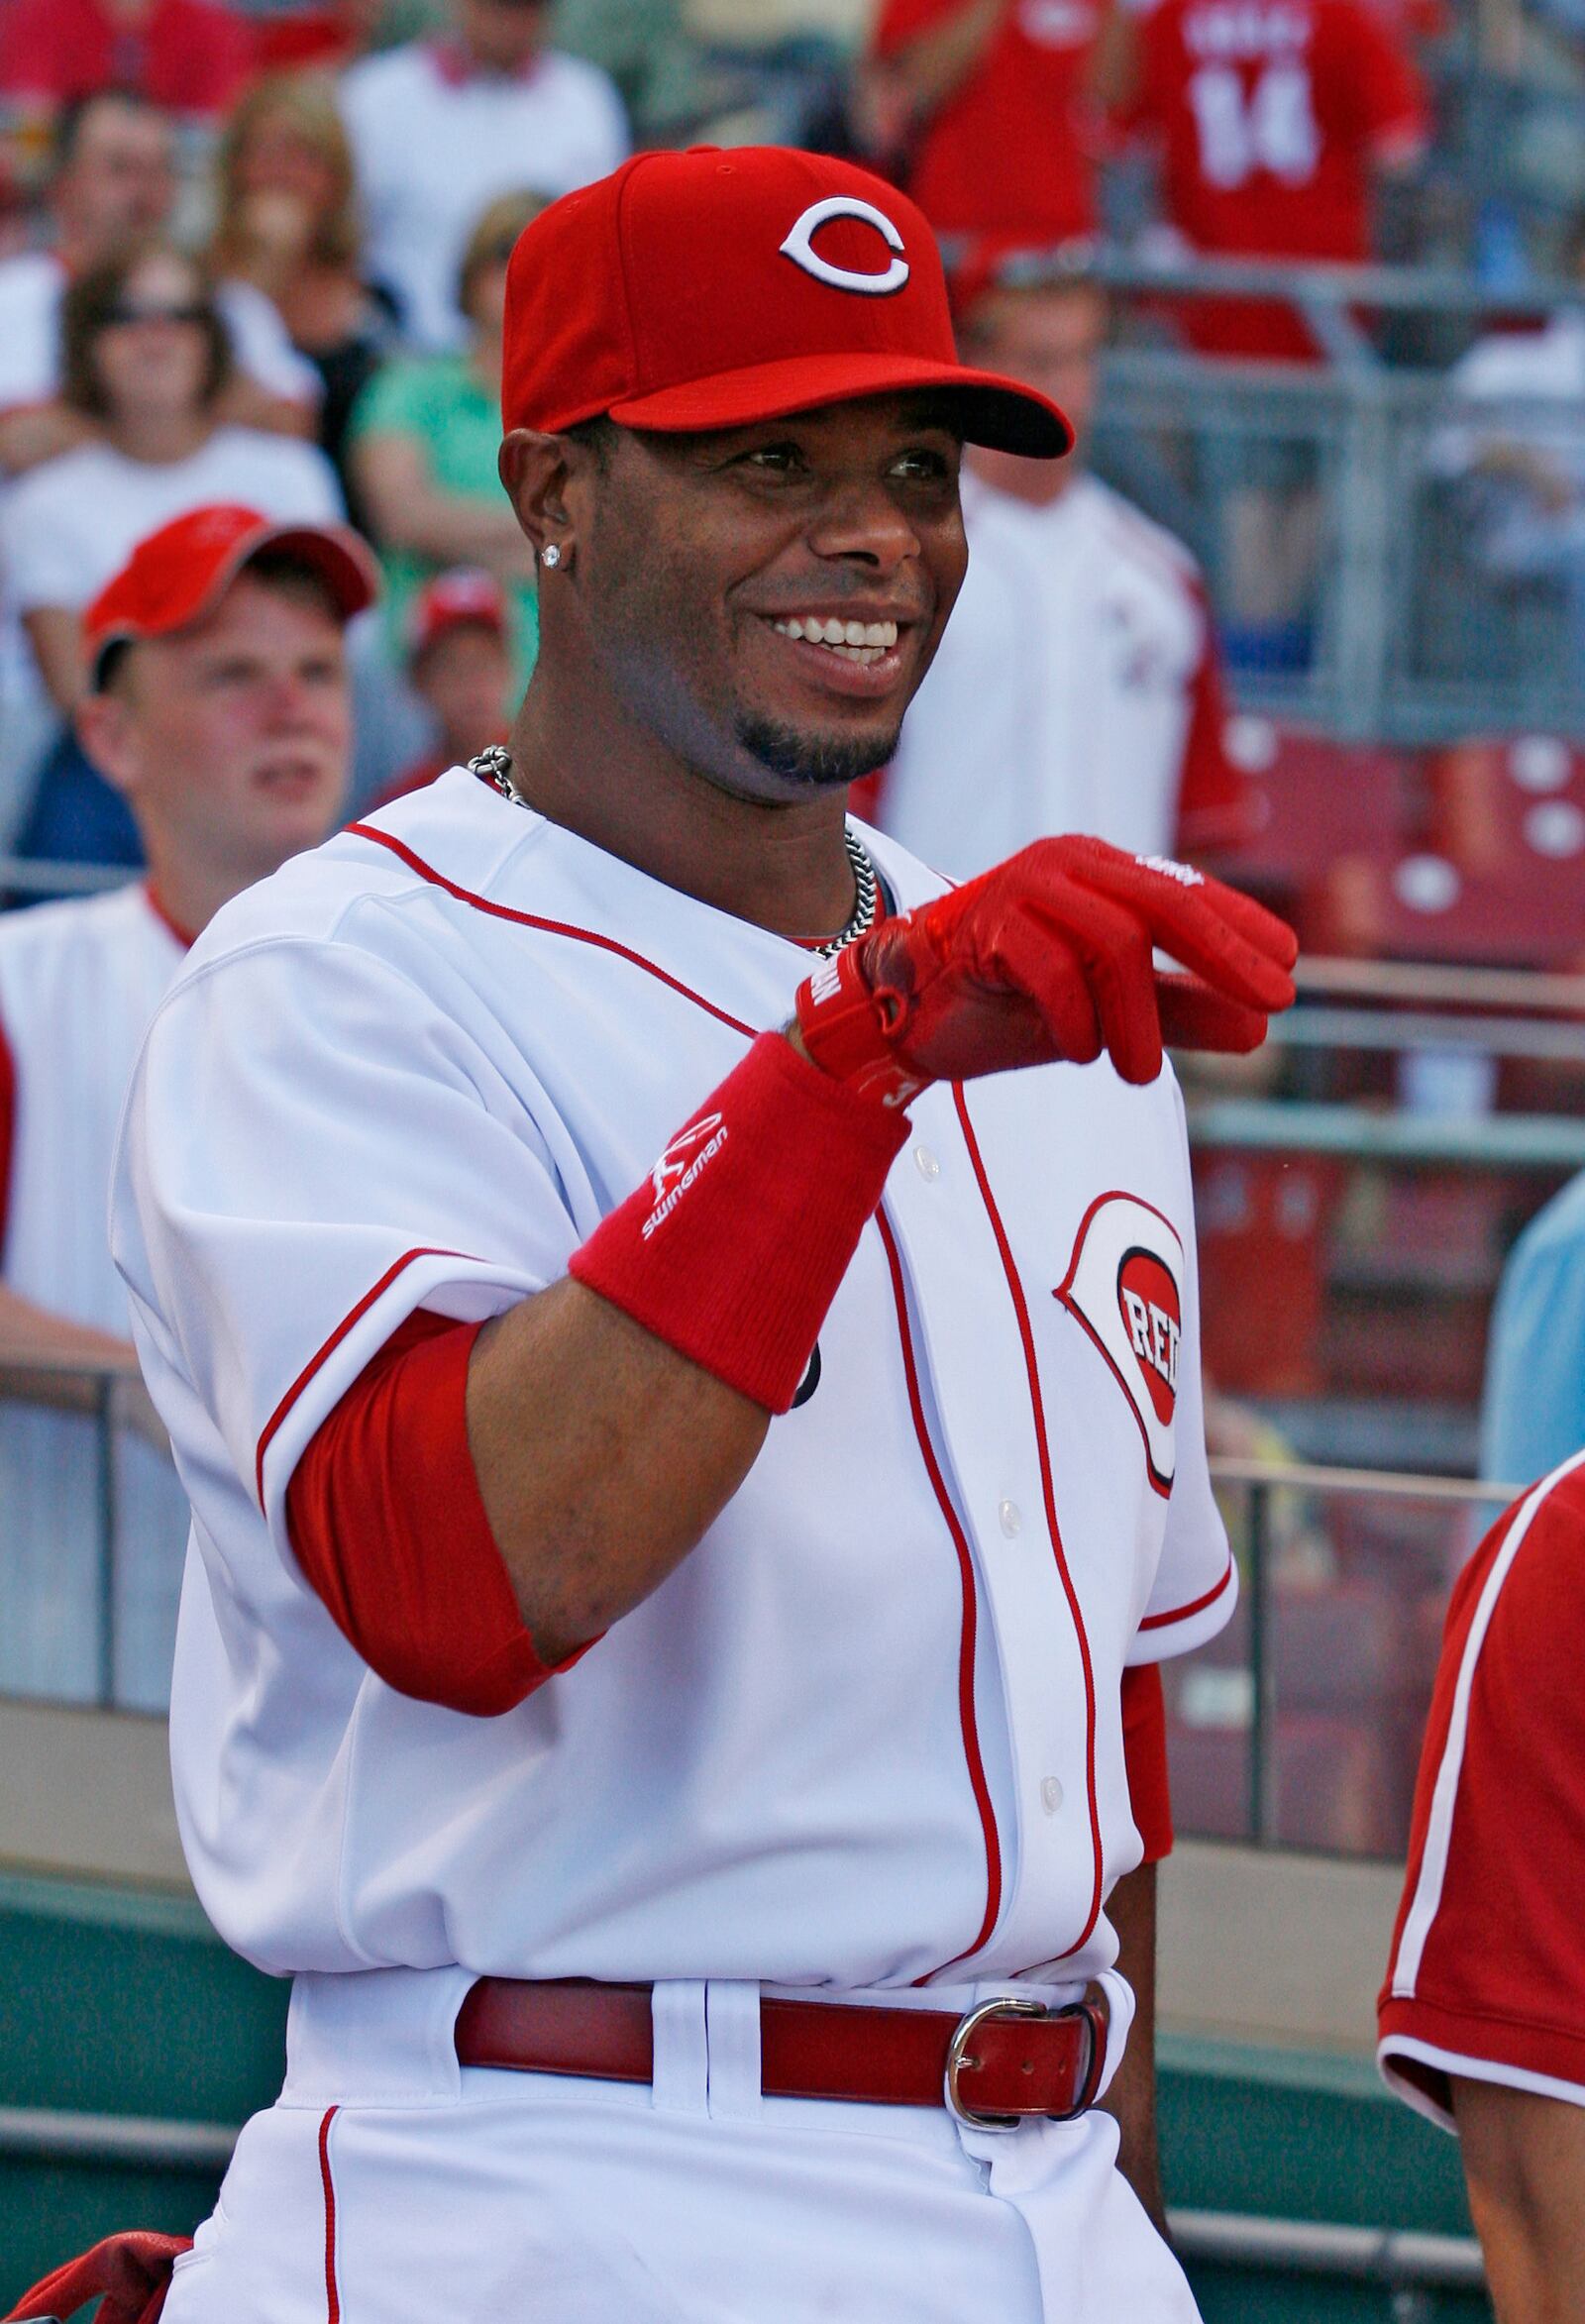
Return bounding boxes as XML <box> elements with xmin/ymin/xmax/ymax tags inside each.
<box><xmin>249</xmin><ymin>0</ymin><xmax>416</xmax><ymax>74</ymax></box>
<box><xmin>348</xmin><ymin>190</ymin><xmax>541</xmax><ymax>687</ymax></box>
<box><xmin>337</xmin><ymin>0</ymin><xmax>628</xmax><ymax>348</ymax></box>
<box><xmin>0</xmin><ymin>0</ymin><xmax>254</xmax><ymax>191</ymax></box>
<box><xmin>0</xmin><ymin>501</ymin><xmax>374</xmax><ymax>1709</ymax></box>
<box><xmin>1479</xmin><ymin>1170</ymin><xmax>1585</xmax><ymax>1486</ymax></box>
<box><xmin>376</xmin><ymin>566</ymin><xmax>513</xmax><ymax>802</ymax></box>
<box><xmin>1</xmin><ymin>241</ymin><xmax>343</xmax><ymax>716</ymax></box>
<box><xmin>1429</xmin><ymin>237</ymin><xmax>1585</xmax><ymax>647</ymax></box>
<box><xmin>0</xmin><ymin>92</ymin><xmax>321</xmax><ymax>480</ymax></box>
<box><xmin>1101</xmin><ymin>0</ymin><xmax>1429</xmax><ymax>360</ymax></box>
<box><xmin>211</xmin><ymin>71</ymin><xmax>398</xmax><ymax>514</ymax></box>
<box><xmin>552</xmin><ymin>0</ymin><xmax>706</xmax><ymax>144</ymax></box>
<box><xmin>872</xmin><ymin>254</ymin><xmax>1252</xmax><ymax>874</ymax></box>
<box><xmin>861</xmin><ymin>0</ymin><xmax>1102</xmax><ymax>243</ymax></box>
<box><xmin>0</xmin><ymin>240</ymin><xmax>343</xmax><ymax>864</ymax></box>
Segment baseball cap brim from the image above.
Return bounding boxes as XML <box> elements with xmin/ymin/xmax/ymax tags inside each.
<box><xmin>605</xmin><ymin>351</ymin><xmax>1073</xmax><ymax>458</ymax></box>
<box><xmin>86</xmin><ymin>514</ymin><xmax>379</xmax><ymax>690</ymax></box>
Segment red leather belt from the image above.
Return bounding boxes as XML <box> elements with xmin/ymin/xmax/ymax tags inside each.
<box><xmin>455</xmin><ymin>1977</ymin><xmax>1108</xmax><ymax>2131</ymax></box>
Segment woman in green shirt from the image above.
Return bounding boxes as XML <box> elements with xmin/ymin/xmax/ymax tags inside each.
<box><xmin>349</xmin><ymin>188</ymin><xmax>544</xmax><ymax>687</ymax></box>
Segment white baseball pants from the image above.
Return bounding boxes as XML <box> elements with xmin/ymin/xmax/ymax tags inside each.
<box><xmin>161</xmin><ymin>1968</ymin><xmax>1202</xmax><ymax>2323</ymax></box>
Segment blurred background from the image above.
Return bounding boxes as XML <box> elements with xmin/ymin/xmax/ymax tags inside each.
<box><xmin>2</xmin><ymin>0</ymin><xmax>1584</xmax><ymax>2315</ymax></box>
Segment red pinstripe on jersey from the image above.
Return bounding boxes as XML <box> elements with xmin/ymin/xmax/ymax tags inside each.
<box><xmin>1138</xmin><ymin>1559</ymin><xmax>1234</xmax><ymax>1632</ymax></box>
<box><xmin>318</xmin><ymin>2105</ymin><xmax>340</xmax><ymax>2324</ymax></box>
<box><xmin>953</xmin><ymin>1083</ymin><xmax>1104</xmax><ymax>1960</ymax></box>
<box><xmin>255</xmin><ymin>1244</ymin><xmax>473</xmax><ymax>1506</ymax></box>
<box><xmin>346</xmin><ymin>823</ymin><xmax>757</xmax><ymax>1039</ymax></box>
<box><xmin>876</xmin><ymin>1206</ymin><xmax>1003</xmax><ymax>1979</ymax></box>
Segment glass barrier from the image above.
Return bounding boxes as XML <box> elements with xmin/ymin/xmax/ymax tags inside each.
<box><xmin>1174</xmin><ymin>1459</ymin><xmax>1516</xmax><ymax>1860</ymax></box>
<box><xmin>1091</xmin><ymin>354</ymin><xmax>1585</xmax><ymax>743</ymax></box>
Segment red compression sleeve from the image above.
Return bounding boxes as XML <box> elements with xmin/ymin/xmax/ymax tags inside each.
<box><xmin>1122</xmin><ymin>1663</ymin><xmax>1174</xmax><ymax>1863</ymax></box>
<box><xmin>570</xmin><ymin>1032</ymin><xmax>909</xmax><ymax>1413</ymax></box>
<box><xmin>286</xmin><ymin>1310</ymin><xmax>581</xmax><ymax>1716</ymax></box>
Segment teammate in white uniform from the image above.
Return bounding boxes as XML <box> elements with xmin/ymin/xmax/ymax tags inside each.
<box><xmin>0</xmin><ymin>501</ymin><xmax>373</xmax><ymax>1709</ymax></box>
<box><xmin>875</xmin><ymin>256</ymin><xmax>1253</xmax><ymax>878</ymax></box>
<box><xmin>60</xmin><ymin>150</ymin><xmax>1291</xmax><ymax>2323</ymax></box>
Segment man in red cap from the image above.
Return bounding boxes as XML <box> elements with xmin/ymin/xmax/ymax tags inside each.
<box><xmin>0</xmin><ymin>501</ymin><xmax>374</xmax><ymax>1715</ymax></box>
<box><xmin>69</xmin><ymin>148</ymin><xmax>1290</xmax><ymax>2322</ymax></box>
<box><xmin>377</xmin><ymin>565</ymin><xmax>514</xmax><ymax>805</ymax></box>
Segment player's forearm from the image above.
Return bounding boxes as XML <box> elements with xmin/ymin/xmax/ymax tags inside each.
<box><xmin>466</xmin><ymin>1276</ymin><xmax>770</xmax><ymax>1665</ymax></box>
<box><xmin>1099</xmin><ymin>1860</ymin><xmax>1168</xmax><ymax>2234</ymax></box>
<box><xmin>1452</xmin><ymin>2078</ymin><xmax>1585</xmax><ymax>2324</ymax></box>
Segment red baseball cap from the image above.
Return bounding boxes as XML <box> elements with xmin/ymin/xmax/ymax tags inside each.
<box><xmin>407</xmin><ymin>566</ymin><xmax>510</xmax><ymax>661</ymax></box>
<box><xmin>84</xmin><ymin>503</ymin><xmax>379</xmax><ymax>689</ymax></box>
<box><xmin>502</xmin><ymin>146</ymin><xmax>1073</xmax><ymax>458</ymax></box>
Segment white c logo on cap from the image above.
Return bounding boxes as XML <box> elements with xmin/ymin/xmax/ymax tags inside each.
<box><xmin>780</xmin><ymin>196</ymin><xmax>910</xmax><ymax>297</ymax></box>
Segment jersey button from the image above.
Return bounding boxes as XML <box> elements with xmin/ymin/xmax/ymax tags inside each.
<box><xmin>912</xmin><ymin>1143</ymin><xmax>940</xmax><ymax>1182</ymax></box>
<box><xmin>998</xmin><ymin>1498</ymin><xmax>1022</xmax><ymax>1537</ymax></box>
<box><xmin>1041</xmin><ymin>1776</ymin><xmax>1064</xmax><ymax>1815</ymax></box>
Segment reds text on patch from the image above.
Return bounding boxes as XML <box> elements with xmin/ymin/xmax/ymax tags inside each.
<box><xmin>1054</xmin><ymin>1192</ymin><xmax>1185</xmax><ymax>1496</ymax></box>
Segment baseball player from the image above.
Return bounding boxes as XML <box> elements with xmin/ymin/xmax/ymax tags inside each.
<box><xmin>1379</xmin><ymin>1452</ymin><xmax>1585</xmax><ymax>2322</ymax></box>
<box><xmin>872</xmin><ymin>250</ymin><xmax>1252</xmax><ymax>878</ymax></box>
<box><xmin>0</xmin><ymin>501</ymin><xmax>374</xmax><ymax>1710</ymax></box>
<box><xmin>25</xmin><ymin>148</ymin><xmax>1295</xmax><ymax>2323</ymax></box>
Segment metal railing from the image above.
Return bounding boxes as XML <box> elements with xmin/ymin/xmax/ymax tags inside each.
<box><xmin>1089</xmin><ymin>349</ymin><xmax>1585</xmax><ymax>742</ymax></box>
<box><xmin>1207</xmin><ymin>1457</ymin><xmax>1515</xmax><ymax>1851</ymax></box>
<box><xmin>0</xmin><ymin>1356</ymin><xmax>158</xmax><ymax>1713</ymax></box>
<box><xmin>0</xmin><ymin>855</ymin><xmax>129</xmax><ymax>898</ymax></box>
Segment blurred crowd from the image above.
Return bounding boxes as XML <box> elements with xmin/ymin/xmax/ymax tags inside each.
<box><xmin>0</xmin><ymin>0</ymin><xmax>1577</xmax><ymax>848</ymax></box>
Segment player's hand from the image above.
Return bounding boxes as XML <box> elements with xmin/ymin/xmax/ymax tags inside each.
<box><xmin>793</xmin><ymin>836</ymin><xmax>1298</xmax><ymax>1104</ymax></box>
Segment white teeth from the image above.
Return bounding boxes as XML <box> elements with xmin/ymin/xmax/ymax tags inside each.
<box><xmin>770</xmin><ymin>615</ymin><xmax>900</xmax><ymax>657</ymax></box>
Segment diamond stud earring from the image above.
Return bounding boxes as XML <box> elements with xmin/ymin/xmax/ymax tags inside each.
<box><xmin>542</xmin><ymin>543</ymin><xmax>562</xmax><ymax>569</ymax></box>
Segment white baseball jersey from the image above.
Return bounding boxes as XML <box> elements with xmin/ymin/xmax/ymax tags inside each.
<box><xmin>876</xmin><ymin>471</ymin><xmax>1244</xmax><ymax>878</ymax></box>
<box><xmin>114</xmin><ymin>767</ymin><xmax>1232</xmax><ymax>1990</ymax></box>
<box><xmin>0</xmin><ymin>883</ymin><xmax>192</xmax><ymax>1708</ymax></box>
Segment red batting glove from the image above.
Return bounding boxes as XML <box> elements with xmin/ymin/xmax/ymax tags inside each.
<box><xmin>794</xmin><ymin>837</ymin><xmax>1298</xmax><ymax>1104</ymax></box>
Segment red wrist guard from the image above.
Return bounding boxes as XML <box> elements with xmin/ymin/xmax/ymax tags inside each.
<box><xmin>569</xmin><ymin>1032</ymin><xmax>908</xmax><ymax>1413</ymax></box>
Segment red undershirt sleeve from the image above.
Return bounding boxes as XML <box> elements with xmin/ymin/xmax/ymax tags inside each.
<box><xmin>285</xmin><ymin>1308</ymin><xmax>585</xmax><ymax>1717</ymax></box>
<box><xmin>1122</xmin><ymin>1662</ymin><xmax>1174</xmax><ymax>1862</ymax></box>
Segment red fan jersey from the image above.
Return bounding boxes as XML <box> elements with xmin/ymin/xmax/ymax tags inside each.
<box><xmin>872</xmin><ymin>0</ymin><xmax>1102</xmax><ymax>240</ymax></box>
<box><xmin>1124</xmin><ymin>0</ymin><xmax>1426</xmax><ymax>357</ymax></box>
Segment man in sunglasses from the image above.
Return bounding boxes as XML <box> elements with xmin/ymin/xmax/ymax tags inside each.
<box><xmin>79</xmin><ymin>148</ymin><xmax>1293</xmax><ymax>2323</ymax></box>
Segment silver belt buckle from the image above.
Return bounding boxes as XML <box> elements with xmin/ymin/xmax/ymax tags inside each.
<box><xmin>943</xmin><ymin>1995</ymin><xmax>1051</xmax><ymax>2132</ymax></box>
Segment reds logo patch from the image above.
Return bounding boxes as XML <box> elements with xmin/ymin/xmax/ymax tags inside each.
<box><xmin>1054</xmin><ymin>1193</ymin><xmax>1184</xmax><ymax>1497</ymax></box>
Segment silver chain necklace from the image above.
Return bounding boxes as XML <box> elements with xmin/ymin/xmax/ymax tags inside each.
<box><xmin>470</xmin><ymin>745</ymin><xmax>880</xmax><ymax>958</ymax></box>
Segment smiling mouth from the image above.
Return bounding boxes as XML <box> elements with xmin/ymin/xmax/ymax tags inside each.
<box><xmin>767</xmin><ymin>614</ymin><xmax>901</xmax><ymax>668</ymax></box>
